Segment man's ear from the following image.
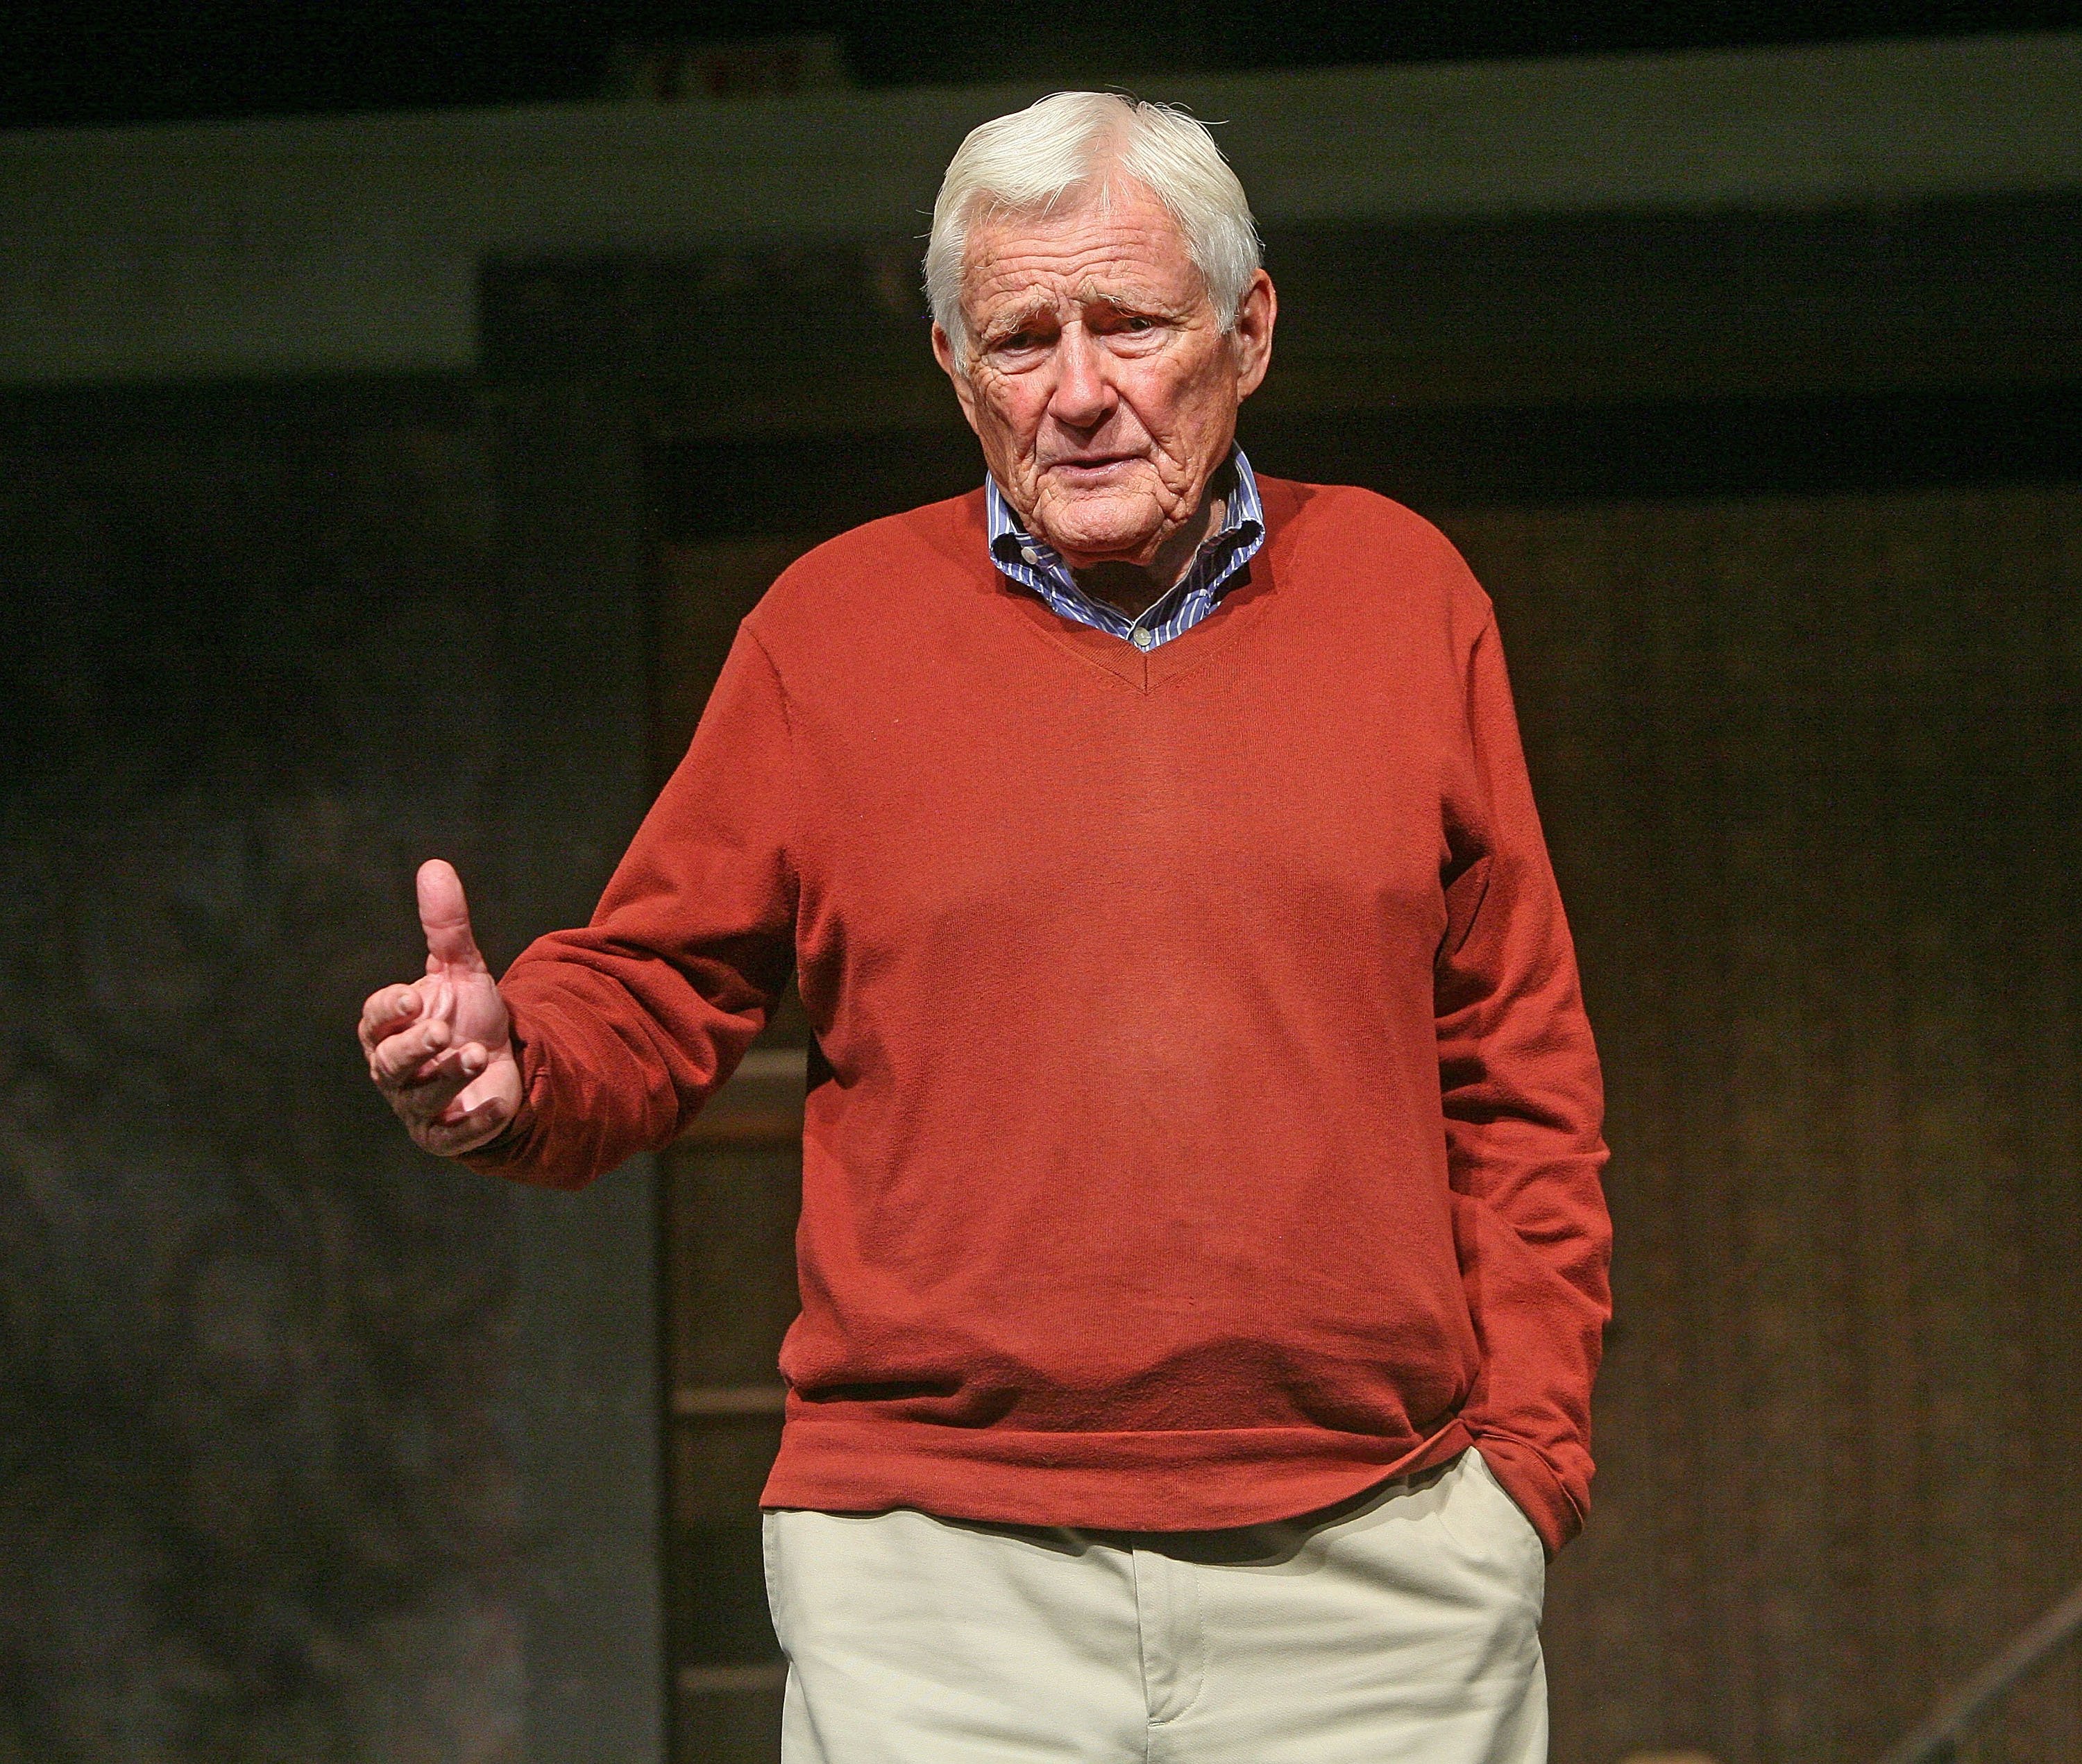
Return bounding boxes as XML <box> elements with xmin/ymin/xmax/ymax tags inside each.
<box><xmin>1229</xmin><ymin>271</ymin><xmax>1277</xmax><ymax>402</ymax></box>
<box><xmin>931</xmin><ymin>324</ymin><xmax>983</xmax><ymax>436</ymax></box>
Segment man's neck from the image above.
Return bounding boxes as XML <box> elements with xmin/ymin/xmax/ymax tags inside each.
<box><xmin>1072</xmin><ymin>489</ymin><xmax>1225</xmax><ymax>622</ymax></box>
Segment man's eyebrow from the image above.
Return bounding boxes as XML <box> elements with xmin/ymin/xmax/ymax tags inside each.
<box><xmin>1081</xmin><ymin>283</ymin><xmax>1185</xmax><ymax>317</ymax></box>
<box><xmin>977</xmin><ymin>294</ymin><xmax>1058</xmax><ymax>341</ymax></box>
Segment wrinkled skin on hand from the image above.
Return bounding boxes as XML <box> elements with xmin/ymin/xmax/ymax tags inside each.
<box><xmin>358</xmin><ymin>859</ymin><xmax>523</xmax><ymax>1158</ymax></box>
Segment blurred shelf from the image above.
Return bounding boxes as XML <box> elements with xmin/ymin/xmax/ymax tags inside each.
<box><xmin>680</xmin><ymin>1044</ymin><xmax>807</xmax><ymax>1144</ymax></box>
<box><xmin>672</xmin><ymin>1383</ymin><xmax>789</xmax><ymax>1418</ymax></box>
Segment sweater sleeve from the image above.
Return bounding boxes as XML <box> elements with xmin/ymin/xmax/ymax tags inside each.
<box><xmin>461</xmin><ymin>625</ymin><xmax>797</xmax><ymax>1188</ymax></box>
<box><xmin>1435</xmin><ymin>609</ymin><xmax>1613</xmax><ymax>1557</ymax></box>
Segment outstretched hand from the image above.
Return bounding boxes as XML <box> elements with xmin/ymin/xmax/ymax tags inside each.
<box><xmin>359</xmin><ymin>860</ymin><xmax>523</xmax><ymax>1157</ymax></box>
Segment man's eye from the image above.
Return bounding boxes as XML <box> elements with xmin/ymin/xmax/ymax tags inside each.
<box><xmin>1122</xmin><ymin>316</ymin><xmax>1154</xmax><ymax>332</ymax></box>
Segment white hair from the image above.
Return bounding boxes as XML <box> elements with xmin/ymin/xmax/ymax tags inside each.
<box><xmin>925</xmin><ymin>92</ymin><xmax>1262</xmax><ymax>370</ymax></box>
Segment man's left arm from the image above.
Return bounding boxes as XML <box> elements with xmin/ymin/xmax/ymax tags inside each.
<box><xmin>1435</xmin><ymin>608</ymin><xmax>1613</xmax><ymax>1558</ymax></box>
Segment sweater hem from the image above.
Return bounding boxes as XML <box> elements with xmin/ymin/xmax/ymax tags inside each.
<box><xmin>759</xmin><ymin>1413</ymin><xmax>1475</xmax><ymax>1534</ymax></box>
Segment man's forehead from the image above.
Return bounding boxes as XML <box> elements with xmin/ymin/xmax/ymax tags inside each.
<box><xmin>967</xmin><ymin>266</ymin><xmax>1180</xmax><ymax>319</ymax></box>
<box><xmin>960</xmin><ymin>192</ymin><xmax>1202</xmax><ymax>314</ymax></box>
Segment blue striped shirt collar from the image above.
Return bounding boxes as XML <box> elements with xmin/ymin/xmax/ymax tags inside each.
<box><xmin>985</xmin><ymin>448</ymin><xmax>1266</xmax><ymax>651</ymax></box>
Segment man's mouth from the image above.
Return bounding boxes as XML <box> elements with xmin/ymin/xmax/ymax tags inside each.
<box><xmin>1045</xmin><ymin>454</ymin><xmax>1142</xmax><ymax>478</ymax></box>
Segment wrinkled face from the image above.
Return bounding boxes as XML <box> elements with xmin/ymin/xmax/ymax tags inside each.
<box><xmin>933</xmin><ymin>176</ymin><xmax>1274</xmax><ymax>570</ymax></box>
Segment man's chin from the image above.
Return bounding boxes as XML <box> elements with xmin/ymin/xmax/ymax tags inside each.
<box><xmin>1030</xmin><ymin>493</ymin><xmax>1165</xmax><ymax>566</ymax></box>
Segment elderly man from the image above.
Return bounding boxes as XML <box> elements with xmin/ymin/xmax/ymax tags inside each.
<box><xmin>361</xmin><ymin>93</ymin><xmax>1609</xmax><ymax>1764</ymax></box>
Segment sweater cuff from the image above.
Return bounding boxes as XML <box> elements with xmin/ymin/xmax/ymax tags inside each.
<box><xmin>455</xmin><ymin>1108</ymin><xmax>530</xmax><ymax>1178</ymax></box>
<box><xmin>1469</xmin><ymin>1433</ymin><xmax>1584</xmax><ymax>1559</ymax></box>
<box><xmin>450</xmin><ymin>1008</ymin><xmax>590</xmax><ymax>1189</ymax></box>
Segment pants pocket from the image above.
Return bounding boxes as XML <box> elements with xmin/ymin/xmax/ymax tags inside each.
<box><xmin>761</xmin><ymin>1511</ymin><xmax>789</xmax><ymax>1651</ymax></box>
<box><xmin>1441</xmin><ymin>1450</ymin><xmax>1547</xmax><ymax>1604</ymax></box>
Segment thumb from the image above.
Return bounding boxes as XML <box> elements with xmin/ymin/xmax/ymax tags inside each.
<box><xmin>416</xmin><ymin>858</ymin><xmax>486</xmax><ymax>970</ymax></box>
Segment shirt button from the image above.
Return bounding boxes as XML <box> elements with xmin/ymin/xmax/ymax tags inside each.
<box><xmin>1020</xmin><ymin>546</ymin><xmax>1041</xmax><ymax>565</ymax></box>
<box><xmin>1132</xmin><ymin>627</ymin><xmax>1155</xmax><ymax>650</ymax></box>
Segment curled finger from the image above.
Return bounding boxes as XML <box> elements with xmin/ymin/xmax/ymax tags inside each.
<box><xmin>370</xmin><ymin>1016</ymin><xmax>454</xmax><ymax>1087</ymax></box>
<box><xmin>359</xmin><ymin>983</ymin><xmax>424</xmax><ymax>1054</ymax></box>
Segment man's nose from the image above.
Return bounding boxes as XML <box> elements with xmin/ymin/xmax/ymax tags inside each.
<box><xmin>1047</xmin><ymin>325</ymin><xmax>1114</xmax><ymax>430</ymax></box>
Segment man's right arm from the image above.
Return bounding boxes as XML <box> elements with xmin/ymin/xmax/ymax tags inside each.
<box><xmin>366</xmin><ymin>622</ymin><xmax>800</xmax><ymax>1189</ymax></box>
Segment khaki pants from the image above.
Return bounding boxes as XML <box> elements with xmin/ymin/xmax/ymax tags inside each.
<box><xmin>762</xmin><ymin>1447</ymin><xmax>1548</xmax><ymax>1763</ymax></box>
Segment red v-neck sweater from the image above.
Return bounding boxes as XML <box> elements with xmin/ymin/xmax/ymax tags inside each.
<box><xmin>466</xmin><ymin>477</ymin><xmax>1611</xmax><ymax>1554</ymax></box>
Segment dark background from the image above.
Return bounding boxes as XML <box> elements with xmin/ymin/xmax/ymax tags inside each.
<box><xmin>6</xmin><ymin>0</ymin><xmax>2082</xmax><ymax>128</ymax></box>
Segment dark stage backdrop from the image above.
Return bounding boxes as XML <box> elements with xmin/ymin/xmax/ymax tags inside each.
<box><xmin>1445</xmin><ymin>486</ymin><xmax>2082</xmax><ymax>1764</ymax></box>
<box><xmin>0</xmin><ymin>378</ymin><xmax>665</xmax><ymax>1764</ymax></box>
<box><xmin>0</xmin><ymin>380</ymin><xmax>524</xmax><ymax>1762</ymax></box>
